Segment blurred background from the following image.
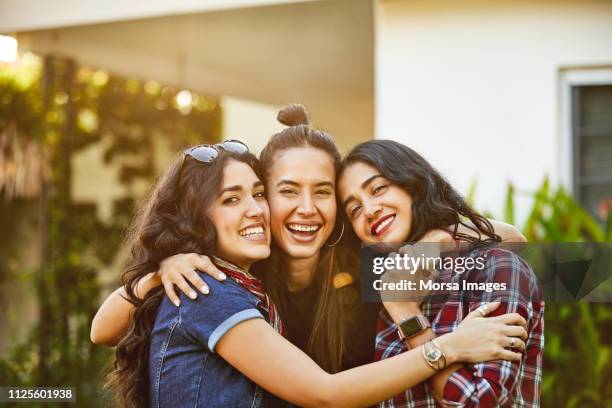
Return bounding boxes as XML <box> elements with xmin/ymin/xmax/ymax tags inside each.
<box><xmin>0</xmin><ymin>0</ymin><xmax>610</xmax><ymax>406</ymax></box>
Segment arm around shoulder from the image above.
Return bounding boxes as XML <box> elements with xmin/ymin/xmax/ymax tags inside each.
<box><xmin>487</xmin><ymin>219</ymin><xmax>527</xmax><ymax>243</ymax></box>
<box><xmin>90</xmin><ymin>286</ymin><xmax>133</xmax><ymax>346</ymax></box>
<box><xmin>90</xmin><ymin>272</ymin><xmax>161</xmax><ymax>346</ymax></box>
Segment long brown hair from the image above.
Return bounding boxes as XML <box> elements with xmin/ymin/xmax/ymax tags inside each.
<box><xmin>256</xmin><ymin>104</ymin><xmax>356</xmax><ymax>373</ymax></box>
<box><xmin>105</xmin><ymin>149</ymin><xmax>261</xmax><ymax>407</ymax></box>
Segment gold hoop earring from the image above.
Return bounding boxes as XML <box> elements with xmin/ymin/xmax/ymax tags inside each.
<box><xmin>327</xmin><ymin>223</ymin><xmax>345</xmax><ymax>247</ymax></box>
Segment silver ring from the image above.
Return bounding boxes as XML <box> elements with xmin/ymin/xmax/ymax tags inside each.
<box><xmin>510</xmin><ymin>337</ymin><xmax>516</xmax><ymax>348</ymax></box>
<box><xmin>477</xmin><ymin>304</ymin><xmax>488</xmax><ymax>316</ymax></box>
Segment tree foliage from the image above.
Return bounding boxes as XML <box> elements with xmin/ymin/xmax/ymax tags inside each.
<box><xmin>0</xmin><ymin>54</ymin><xmax>221</xmax><ymax>406</ymax></box>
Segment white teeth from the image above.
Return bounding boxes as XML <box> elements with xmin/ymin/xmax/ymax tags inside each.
<box><xmin>287</xmin><ymin>224</ymin><xmax>321</xmax><ymax>233</ymax></box>
<box><xmin>375</xmin><ymin>216</ymin><xmax>394</xmax><ymax>235</ymax></box>
<box><xmin>240</xmin><ymin>226</ymin><xmax>265</xmax><ymax>237</ymax></box>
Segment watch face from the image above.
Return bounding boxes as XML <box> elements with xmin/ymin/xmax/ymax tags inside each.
<box><xmin>400</xmin><ymin>317</ymin><xmax>422</xmax><ymax>337</ymax></box>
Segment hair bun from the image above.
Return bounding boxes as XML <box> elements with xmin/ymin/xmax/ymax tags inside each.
<box><xmin>277</xmin><ymin>104</ymin><xmax>310</xmax><ymax>126</ymax></box>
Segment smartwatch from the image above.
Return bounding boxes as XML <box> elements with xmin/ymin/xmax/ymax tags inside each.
<box><xmin>397</xmin><ymin>314</ymin><xmax>431</xmax><ymax>340</ymax></box>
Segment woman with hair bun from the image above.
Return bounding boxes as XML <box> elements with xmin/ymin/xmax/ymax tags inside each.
<box><xmin>93</xmin><ymin>106</ymin><xmax>528</xmax><ymax>407</ymax></box>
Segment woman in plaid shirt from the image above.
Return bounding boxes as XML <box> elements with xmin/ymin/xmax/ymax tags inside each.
<box><xmin>338</xmin><ymin>140</ymin><xmax>544</xmax><ymax>408</ymax></box>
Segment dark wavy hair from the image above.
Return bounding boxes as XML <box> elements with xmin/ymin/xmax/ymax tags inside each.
<box><xmin>255</xmin><ymin>104</ymin><xmax>356</xmax><ymax>373</ymax></box>
<box><xmin>339</xmin><ymin>139</ymin><xmax>501</xmax><ymax>245</ymax></box>
<box><xmin>105</xmin><ymin>148</ymin><xmax>261</xmax><ymax>408</ymax></box>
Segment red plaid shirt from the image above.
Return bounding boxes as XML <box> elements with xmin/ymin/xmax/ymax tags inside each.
<box><xmin>375</xmin><ymin>247</ymin><xmax>544</xmax><ymax>408</ymax></box>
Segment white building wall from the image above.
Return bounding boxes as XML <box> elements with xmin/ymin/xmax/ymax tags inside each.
<box><xmin>375</xmin><ymin>0</ymin><xmax>612</xmax><ymax>223</ymax></box>
<box><xmin>221</xmin><ymin>94</ymin><xmax>374</xmax><ymax>156</ymax></box>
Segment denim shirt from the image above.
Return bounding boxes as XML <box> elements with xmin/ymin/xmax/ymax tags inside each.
<box><xmin>149</xmin><ymin>274</ymin><xmax>289</xmax><ymax>408</ymax></box>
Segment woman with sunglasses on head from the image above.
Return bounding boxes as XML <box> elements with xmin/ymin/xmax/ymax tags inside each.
<box><xmin>92</xmin><ymin>105</ymin><xmax>526</xmax><ymax>377</ymax></box>
<box><xmin>105</xmin><ymin>140</ymin><xmax>528</xmax><ymax>408</ymax></box>
<box><xmin>336</xmin><ymin>140</ymin><xmax>544</xmax><ymax>407</ymax></box>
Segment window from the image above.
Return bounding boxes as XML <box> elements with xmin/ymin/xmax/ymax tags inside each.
<box><xmin>571</xmin><ymin>84</ymin><xmax>612</xmax><ymax>222</ymax></box>
<box><xmin>560</xmin><ymin>68</ymin><xmax>612</xmax><ymax>223</ymax></box>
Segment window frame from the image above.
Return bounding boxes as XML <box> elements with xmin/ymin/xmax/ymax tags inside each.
<box><xmin>559</xmin><ymin>67</ymin><xmax>612</xmax><ymax>198</ymax></box>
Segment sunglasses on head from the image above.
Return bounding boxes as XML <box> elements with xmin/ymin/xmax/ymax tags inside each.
<box><xmin>184</xmin><ymin>139</ymin><xmax>249</xmax><ymax>163</ymax></box>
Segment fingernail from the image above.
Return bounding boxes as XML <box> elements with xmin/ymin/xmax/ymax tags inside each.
<box><xmin>218</xmin><ymin>273</ymin><xmax>226</xmax><ymax>280</ymax></box>
<box><xmin>174</xmin><ymin>299</ymin><xmax>180</xmax><ymax>307</ymax></box>
<box><xmin>189</xmin><ymin>291</ymin><xmax>197</xmax><ymax>299</ymax></box>
<box><xmin>201</xmin><ymin>286</ymin><xmax>209</xmax><ymax>295</ymax></box>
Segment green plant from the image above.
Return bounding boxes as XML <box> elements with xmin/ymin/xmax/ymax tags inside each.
<box><xmin>502</xmin><ymin>178</ymin><xmax>612</xmax><ymax>408</ymax></box>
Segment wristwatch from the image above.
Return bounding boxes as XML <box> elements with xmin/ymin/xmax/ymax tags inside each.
<box><xmin>397</xmin><ymin>314</ymin><xmax>431</xmax><ymax>340</ymax></box>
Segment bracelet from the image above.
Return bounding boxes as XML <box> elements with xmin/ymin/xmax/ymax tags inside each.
<box><xmin>434</xmin><ymin>339</ymin><xmax>447</xmax><ymax>369</ymax></box>
<box><xmin>422</xmin><ymin>339</ymin><xmax>447</xmax><ymax>371</ymax></box>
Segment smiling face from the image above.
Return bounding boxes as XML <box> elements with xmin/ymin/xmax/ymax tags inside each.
<box><xmin>207</xmin><ymin>159</ymin><xmax>271</xmax><ymax>269</ymax></box>
<box><xmin>338</xmin><ymin>161</ymin><xmax>414</xmax><ymax>245</ymax></box>
<box><xmin>266</xmin><ymin>146</ymin><xmax>337</xmax><ymax>261</ymax></box>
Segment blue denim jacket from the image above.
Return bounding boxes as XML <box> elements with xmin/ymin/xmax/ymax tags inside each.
<box><xmin>149</xmin><ymin>274</ymin><xmax>290</xmax><ymax>407</ymax></box>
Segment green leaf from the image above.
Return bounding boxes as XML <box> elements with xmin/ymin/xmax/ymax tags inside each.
<box><xmin>466</xmin><ymin>177</ymin><xmax>478</xmax><ymax>208</ymax></box>
<box><xmin>504</xmin><ymin>183</ymin><xmax>515</xmax><ymax>225</ymax></box>
<box><xmin>541</xmin><ymin>372</ymin><xmax>558</xmax><ymax>396</ymax></box>
<box><xmin>605</xmin><ymin>210</ymin><xmax>612</xmax><ymax>242</ymax></box>
<box><xmin>595</xmin><ymin>347</ymin><xmax>609</xmax><ymax>377</ymax></box>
